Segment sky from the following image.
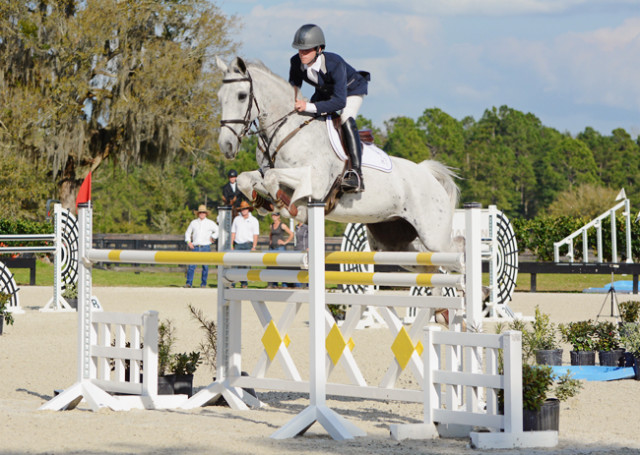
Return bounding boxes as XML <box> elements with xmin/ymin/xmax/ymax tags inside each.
<box><xmin>215</xmin><ymin>0</ymin><xmax>640</xmax><ymax>138</ymax></box>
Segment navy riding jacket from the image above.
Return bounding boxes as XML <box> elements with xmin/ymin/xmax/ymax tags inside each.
<box><xmin>289</xmin><ymin>52</ymin><xmax>369</xmax><ymax>115</ymax></box>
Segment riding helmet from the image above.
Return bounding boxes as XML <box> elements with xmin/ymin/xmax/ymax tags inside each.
<box><xmin>228</xmin><ymin>169</ymin><xmax>238</xmax><ymax>178</ymax></box>
<box><xmin>292</xmin><ymin>24</ymin><xmax>325</xmax><ymax>50</ymax></box>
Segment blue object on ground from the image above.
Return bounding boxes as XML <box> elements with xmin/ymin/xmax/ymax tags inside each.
<box><xmin>551</xmin><ymin>365</ymin><xmax>635</xmax><ymax>381</ymax></box>
<box><xmin>583</xmin><ymin>280</ymin><xmax>634</xmax><ymax>294</ymax></box>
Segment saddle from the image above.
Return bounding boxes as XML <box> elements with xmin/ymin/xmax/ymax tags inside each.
<box><xmin>254</xmin><ymin>118</ymin><xmax>377</xmax><ymax>217</ymax></box>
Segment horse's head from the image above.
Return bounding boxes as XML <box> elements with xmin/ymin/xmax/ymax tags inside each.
<box><xmin>216</xmin><ymin>56</ymin><xmax>257</xmax><ymax>159</ymax></box>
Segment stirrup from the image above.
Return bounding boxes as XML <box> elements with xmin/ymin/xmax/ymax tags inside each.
<box><xmin>341</xmin><ymin>170</ymin><xmax>364</xmax><ymax>193</ymax></box>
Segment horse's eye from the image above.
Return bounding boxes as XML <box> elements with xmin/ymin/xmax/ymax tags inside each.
<box><xmin>238</xmin><ymin>93</ymin><xmax>247</xmax><ymax>102</ymax></box>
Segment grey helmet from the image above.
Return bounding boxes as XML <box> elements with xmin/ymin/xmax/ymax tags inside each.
<box><xmin>292</xmin><ymin>24</ymin><xmax>325</xmax><ymax>50</ymax></box>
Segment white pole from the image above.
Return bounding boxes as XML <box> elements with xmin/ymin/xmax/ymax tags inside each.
<box><xmin>217</xmin><ymin>207</ymin><xmax>232</xmax><ymax>382</ymax></box>
<box><xmin>596</xmin><ymin>221</ymin><xmax>603</xmax><ymax>263</ymax></box>
<box><xmin>465</xmin><ymin>203</ymin><xmax>482</xmax><ymax>327</ymax></box>
<box><xmin>308</xmin><ymin>201</ymin><xmax>326</xmax><ymax>407</ymax></box>
<box><xmin>625</xmin><ymin>199</ymin><xmax>633</xmax><ymax>263</ymax></box>
<box><xmin>77</xmin><ymin>203</ymin><xmax>94</xmax><ymax>382</ymax></box>
<box><xmin>611</xmin><ymin>208</ymin><xmax>618</xmax><ymax>262</ymax></box>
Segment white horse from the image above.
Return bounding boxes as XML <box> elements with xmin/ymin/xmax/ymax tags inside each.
<box><xmin>216</xmin><ymin>56</ymin><xmax>460</xmax><ymax>259</ymax></box>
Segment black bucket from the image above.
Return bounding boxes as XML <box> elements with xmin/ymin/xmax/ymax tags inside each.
<box><xmin>523</xmin><ymin>398</ymin><xmax>560</xmax><ymax>432</ymax></box>
<box><xmin>536</xmin><ymin>349</ymin><xmax>563</xmax><ymax>366</ymax></box>
<box><xmin>570</xmin><ymin>350</ymin><xmax>596</xmax><ymax>366</ymax></box>
<box><xmin>599</xmin><ymin>349</ymin><xmax>626</xmax><ymax>367</ymax></box>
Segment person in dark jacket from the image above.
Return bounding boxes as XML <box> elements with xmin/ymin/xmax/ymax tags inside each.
<box><xmin>221</xmin><ymin>169</ymin><xmax>248</xmax><ymax>218</ymax></box>
<box><xmin>289</xmin><ymin>24</ymin><xmax>370</xmax><ymax>193</ymax></box>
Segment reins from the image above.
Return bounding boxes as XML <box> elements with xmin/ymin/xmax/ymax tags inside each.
<box><xmin>220</xmin><ymin>69</ymin><xmax>317</xmax><ymax>169</ymax></box>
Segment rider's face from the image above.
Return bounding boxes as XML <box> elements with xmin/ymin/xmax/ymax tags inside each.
<box><xmin>298</xmin><ymin>48</ymin><xmax>317</xmax><ymax>66</ymax></box>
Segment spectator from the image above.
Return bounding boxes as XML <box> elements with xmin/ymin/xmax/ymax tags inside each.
<box><xmin>221</xmin><ymin>169</ymin><xmax>248</xmax><ymax>218</ymax></box>
<box><xmin>267</xmin><ymin>213</ymin><xmax>293</xmax><ymax>289</ymax></box>
<box><xmin>184</xmin><ymin>205</ymin><xmax>218</xmax><ymax>288</ymax></box>
<box><xmin>294</xmin><ymin>221</ymin><xmax>309</xmax><ymax>288</ymax></box>
<box><xmin>230</xmin><ymin>200</ymin><xmax>259</xmax><ymax>288</ymax></box>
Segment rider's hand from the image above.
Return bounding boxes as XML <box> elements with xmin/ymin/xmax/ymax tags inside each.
<box><xmin>295</xmin><ymin>99</ymin><xmax>307</xmax><ymax>112</ymax></box>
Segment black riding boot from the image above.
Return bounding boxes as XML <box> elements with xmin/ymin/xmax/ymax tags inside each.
<box><xmin>341</xmin><ymin>117</ymin><xmax>364</xmax><ymax>192</ymax></box>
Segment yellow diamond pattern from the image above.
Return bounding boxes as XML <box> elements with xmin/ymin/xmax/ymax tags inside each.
<box><xmin>326</xmin><ymin>323</ymin><xmax>347</xmax><ymax>365</ymax></box>
<box><xmin>391</xmin><ymin>327</ymin><xmax>417</xmax><ymax>370</ymax></box>
<box><xmin>416</xmin><ymin>341</ymin><xmax>424</xmax><ymax>356</ymax></box>
<box><xmin>348</xmin><ymin>337</ymin><xmax>355</xmax><ymax>352</ymax></box>
<box><xmin>283</xmin><ymin>334</ymin><xmax>291</xmax><ymax>348</ymax></box>
<box><xmin>261</xmin><ymin>320</ymin><xmax>283</xmax><ymax>361</ymax></box>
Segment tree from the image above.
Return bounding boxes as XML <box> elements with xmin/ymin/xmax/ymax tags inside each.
<box><xmin>383</xmin><ymin>116</ymin><xmax>430</xmax><ymax>162</ymax></box>
<box><xmin>417</xmin><ymin>107</ymin><xmax>465</xmax><ymax>169</ymax></box>
<box><xmin>0</xmin><ymin>0</ymin><xmax>237</xmax><ymax>209</ymax></box>
<box><xmin>546</xmin><ymin>184</ymin><xmax>619</xmax><ymax>218</ymax></box>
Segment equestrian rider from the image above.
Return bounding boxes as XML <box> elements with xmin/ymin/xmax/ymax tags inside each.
<box><xmin>288</xmin><ymin>24</ymin><xmax>370</xmax><ymax>193</ymax></box>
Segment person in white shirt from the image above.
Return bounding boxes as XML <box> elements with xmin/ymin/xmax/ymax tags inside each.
<box><xmin>230</xmin><ymin>200</ymin><xmax>260</xmax><ymax>288</ymax></box>
<box><xmin>184</xmin><ymin>205</ymin><xmax>219</xmax><ymax>288</ymax></box>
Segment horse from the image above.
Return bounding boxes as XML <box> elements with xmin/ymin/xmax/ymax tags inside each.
<box><xmin>215</xmin><ymin>56</ymin><xmax>461</xmax><ymax>264</ymax></box>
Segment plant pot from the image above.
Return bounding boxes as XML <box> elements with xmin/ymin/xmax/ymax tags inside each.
<box><xmin>598</xmin><ymin>349</ymin><xmax>626</xmax><ymax>367</ymax></box>
<box><xmin>0</xmin><ymin>316</ymin><xmax>3</xmax><ymax>335</ymax></box>
<box><xmin>625</xmin><ymin>352</ymin><xmax>636</xmax><ymax>367</ymax></box>
<box><xmin>570</xmin><ymin>350</ymin><xmax>596</xmax><ymax>366</ymax></box>
<box><xmin>157</xmin><ymin>375</ymin><xmax>175</xmax><ymax>395</ymax></box>
<box><xmin>172</xmin><ymin>374</ymin><xmax>194</xmax><ymax>397</ymax></box>
<box><xmin>634</xmin><ymin>357</ymin><xmax>640</xmax><ymax>381</ymax></box>
<box><xmin>158</xmin><ymin>374</ymin><xmax>194</xmax><ymax>396</ymax></box>
<box><xmin>65</xmin><ymin>298</ymin><xmax>78</xmax><ymax>309</ymax></box>
<box><xmin>535</xmin><ymin>349</ymin><xmax>563</xmax><ymax>366</ymax></box>
<box><xmin>523</xmin><ymin>398</ymin><xmax>560</xmax><ymax>432</ymax></box>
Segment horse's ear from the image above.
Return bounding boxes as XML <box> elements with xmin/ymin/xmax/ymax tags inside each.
<box><xmin>215</xmin><ymin>56</ymin><xmax>228</xmax><ymax>72</ymax></box>
<box><xmin>232</xmin><ymin>57</ymin><xmax>247</xmax><ymax>74</ymax></box>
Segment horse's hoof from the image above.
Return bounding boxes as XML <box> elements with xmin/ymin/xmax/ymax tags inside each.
<box><xmin>288</xmin><ymin>203</ymin><xmax>298</xmax><ymax>217</ymax></box>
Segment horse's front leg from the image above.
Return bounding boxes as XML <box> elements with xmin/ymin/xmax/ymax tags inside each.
<box><xmin>263</xmin><ymin>167</ymin><xmax>313</xmax><ymax>222</ymax></box>
<box><xmin>237</xmin><ymin>170</ymin><xmax>275</xmax><ymax>216</ymax></box>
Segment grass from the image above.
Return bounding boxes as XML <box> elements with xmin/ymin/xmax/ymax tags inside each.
<box><xmin>8</xmin><ymin>258</ymin><xmax>629</xmax><ymax>293</ymax></box>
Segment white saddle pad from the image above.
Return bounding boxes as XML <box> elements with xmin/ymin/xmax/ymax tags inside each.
<box><xmin>326</xmin><ymin>117</ymin><xmax>393</xmax><ymax>173</ymax></box>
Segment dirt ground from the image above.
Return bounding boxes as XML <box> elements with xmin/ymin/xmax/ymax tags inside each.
<box><xmin>1</xmin><ymin>287</ymin><xmax>640</xmax><ymax>455</ymax></box>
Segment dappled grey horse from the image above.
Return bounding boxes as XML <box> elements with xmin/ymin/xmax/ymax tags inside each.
<box><xmin>216</xmin><ymin>56</ymin><xmax>461</xmax><ymax>262</ymax></box>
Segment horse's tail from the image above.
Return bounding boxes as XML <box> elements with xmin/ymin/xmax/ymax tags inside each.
<box><xmin>419</xmin><ymin>160</ymin><xmax>460</xmax><ymax>213</ymax></box>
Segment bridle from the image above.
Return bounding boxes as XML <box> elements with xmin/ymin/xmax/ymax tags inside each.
<box><xmin>220</xmin><ymin>70</ymin><xmax>315</xmax><ymax>168</ymax></box>
<box><xmin>219</xmin><ymin>73</ymin><xmax>260</xmax><ymax>140</ymax></box>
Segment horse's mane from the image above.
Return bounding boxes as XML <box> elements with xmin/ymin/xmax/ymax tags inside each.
<box><xmin>246</xmin><ymin>60</ymin><xmax>294</xmax><ymax>92</ymax></box>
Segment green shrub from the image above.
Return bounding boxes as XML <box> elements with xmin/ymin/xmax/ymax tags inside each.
<box><xmin>559</xmin><ymin>320</ymin><xmax>597</xmax><ymax>351</ymax></box>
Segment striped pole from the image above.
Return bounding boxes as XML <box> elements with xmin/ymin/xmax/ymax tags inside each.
<box><xmin>87</xmin><ymin>249</ymin><xmax>309</xmax><ymax>268</ymax></box>
<box><xmin>222</xmin><ymin>268</ymin><xmax>464</xmax><ymax>288</ymax></box>
<box><xmin>0</xmin><ymin>234</ymin><xmax>56</xmax><ymax>254</ymax></box>
<box><xmin>324</xmin><ymin>251</ymin><xmax>462</xmax><ymax>268</ymax></box>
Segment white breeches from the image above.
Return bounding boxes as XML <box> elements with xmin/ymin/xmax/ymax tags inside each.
<box><xmin>340</xmin><ymin>95</ymin><xmax>365</xmax><ymax>124</ymax></box>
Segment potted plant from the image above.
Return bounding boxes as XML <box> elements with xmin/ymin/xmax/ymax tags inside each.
<box><xmin>157</xmin><ymin>319</ymin><xmax>202</xmax><ymax>397</ymax></box>
<box><xmin>188</xmin><ymin>304</ymin><xmax>217</xmax><ymax>375</ymax></box>
<box><xmin>169</xmin><ymin>351</ymin><xmax>202</xmax><ymax>396</ymax></box>
<box><xmin>559</xmin><ymin>320</ymin><xmax>597</xmax><ymax>365</ymax></box>
<box><xmin>526</xmin><ymin>306</ymin><xmax>562</xmax><ymax>366</ymax></box>
<box><xmin>522</xmin><ymin>364</ymin><xmax>583</xmax><ymax>431</ymax></box>
<box><xmin>62</xmin><ymin>282</ymin><xmax>78</xmax><ymax>309</ymax></box>
<box><xmin>188</xmin><ymin>304</ymin><xmax>258</xmax><ymax>404</ymax></box>
<box><xmin>594</xmin><ymin>321</ymin><xmax>624</xmax><ymax>367</ymax></box>
<box><xmin>619</xmin><ymin>323</ymin><xmax>640</xmax><ymax>380</ymax></box>
<box><xmin>0</xmin><ymin>291</ymin><xmax>15</xmax><ymax>335</ymax></box>
<box><xmin>496</xmin><ymin>323</ymin><xmax>583</xmax><ymax>432</ymax></box>
<box><xmin>618</xmin><ymin>300</ymin><xmax>640</xmax><ymax>324</ymax></box>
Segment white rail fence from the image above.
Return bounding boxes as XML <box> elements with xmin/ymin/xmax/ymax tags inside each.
<box><xmin>554</xmin><ymin>193</ymin><xmax>633</xmax><ymax>264</ymax></box>
<box><xmin>390</xmin><ymin>327</ymin><xmax>557</xmax><ymax>448</ymax></box>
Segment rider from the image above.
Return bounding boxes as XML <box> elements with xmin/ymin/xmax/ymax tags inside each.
<box><xmin>288</xmin><ymin>24</ymin><xmax>370</xmax><ymax>193</ymax></box>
